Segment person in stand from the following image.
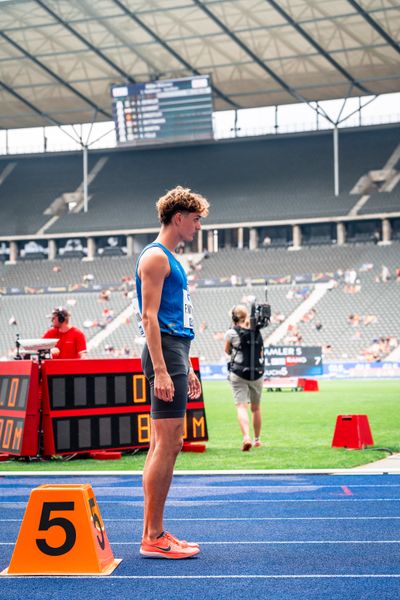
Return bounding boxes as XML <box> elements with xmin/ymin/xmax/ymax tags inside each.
<box><xmin>136</xmin><ymin>186</ymin><xmax>209</xmax><ymax>559</ymax></box>
<box><xmin>42</xmin><ymin>307</ymin><xmax>87</xmax><ymax>359</ymax></box>
<box><xmin>224</xmin><ymin>305</ymin><xmax>264</xmax><ymax>451</ymax></box>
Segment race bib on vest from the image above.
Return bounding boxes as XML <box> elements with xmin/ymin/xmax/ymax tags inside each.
<box><xmin>183</xmin><ymin>289</ymin><xmax>194</xmax><ymax>329</ymax></box>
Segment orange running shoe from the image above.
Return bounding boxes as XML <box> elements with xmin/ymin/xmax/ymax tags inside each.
<box><xmin>140</xmin><ymin>531</ymin><xmax>200</xmax><ymax>559</ymax></box>
<box><xmin>164</xmin><ymin>531</ymin><xmax>200</xmax><ymax>549</ymax></box>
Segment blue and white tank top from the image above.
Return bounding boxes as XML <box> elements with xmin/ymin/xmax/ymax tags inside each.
<box><xmin>135</xmin><ymin>242</ymin><xmax>194</xmax><ymax>339</ymax></box>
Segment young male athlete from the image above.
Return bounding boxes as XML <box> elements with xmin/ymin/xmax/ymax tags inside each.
<box><xmin>136</xmin><ymin>186</ymin><xmax>209</xmax><ymax>559</ymax></box>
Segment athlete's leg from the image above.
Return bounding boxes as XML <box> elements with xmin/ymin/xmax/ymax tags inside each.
<box><xmin>142</xmin><ymin>419</ymin><xmax>156</xmax><ymax>536</ymax></box>
<box><xmin>142</xmin><ymin>416</ymin><xmax>184</xmax><ymax>541</ymax></box>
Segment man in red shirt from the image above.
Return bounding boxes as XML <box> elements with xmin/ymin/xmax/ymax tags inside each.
<box><xmin>42</xmin><ymin>307</ymin><xmax>87</xmax><ymax>359</ymax></box>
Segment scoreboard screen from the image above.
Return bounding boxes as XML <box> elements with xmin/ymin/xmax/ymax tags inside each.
<box><xmin>41</xmin><ymin>357</ymin><xmax>208</xmax><ymax>456</ymax></box>
<box><xmin>111</xmin><ymin>76</ymin><xmax>214</xmax><ymax>146</ymax></box>
<box><xmin>0</xmin><ymin>361</ymin><xmax>40</xmax><ymax>456</ymax></box>
<box><xmin>264</xmin><ymin>346</ymin><xmax>323</xmax><ymax>378</ymax></box>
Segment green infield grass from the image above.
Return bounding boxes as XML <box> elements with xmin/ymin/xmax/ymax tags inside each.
<box><xmin>0</xmin><ymin>379</ymin><xmax>399</xmax><ymax>472</ymax></box>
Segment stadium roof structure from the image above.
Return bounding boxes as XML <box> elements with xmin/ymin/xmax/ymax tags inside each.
<box><xmin>0</xmin><ymin>0</ymin><xmax>399</xmax><ymax>130</ymax></box>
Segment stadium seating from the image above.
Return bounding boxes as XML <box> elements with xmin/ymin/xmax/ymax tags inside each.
<box><xmin>0</xmin><ymin>256</ymin><xmax>137</xmax><ymax>289</ymax></box>
<box><xmin>98</xmin><ymin>284</ymin><xmax>300</xmax><ymax>363</ymax></box>
<box><xmin>0</xmin><ymin>125</ymin><xmax>398</xmax><ymax>236</ymax></box>
<box><xmin>198</xmin><ymin>242</ymin><xmax>400</xmax><ymax>281</ymax></box>
<box><xmin>1</xmin><ymin>123</ymin><xmax>398</xmax><ymax>365</ymax></box>
<box><xmin>297</xmin><ymin>277</ymin><xmax>399</xmax><ymax>361</ymax></box>
<box><xmin>0</xmin><ymin>154</ymin><xmax>84</xmax><ymax>235</ymax></box>
<box><xmin>0</xmin><ymin>291</ymin><xmax>128</xmax><ymax>360</ymax></box>
<box><xmin>359</xmin><ymin>188</ymin><xmax>400</xmax><ymax>215</ymax></box>
<box><xmin>1</xmin><ymin>242</ymin><xmax>398</xmax><ymax>363</ymax></box>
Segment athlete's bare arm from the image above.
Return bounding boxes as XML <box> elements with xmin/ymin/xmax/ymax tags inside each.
<box><xmin>187</xmin><ymin>362</ymin><xmax>202</xmax><ymax>399</ymax></box>
<box><xmin>139</xmin><ymin>247</ymin><xmax>174</xmax><ymax>402</ymax></box>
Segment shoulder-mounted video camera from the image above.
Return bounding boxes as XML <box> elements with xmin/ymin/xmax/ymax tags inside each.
<box><xmin>252</xmin><ymin>302</ymin><xmax>271</xmax><ymax>329</ymax></box>
<box><xmin>250</xmin><ymin>282</ymin><xmax>271</xmax><ymax>330</ymax></box>
<box><xmin>230</xmin><ymin>283</ymin><xmax>271</xmax><ymax>331</ymax></box>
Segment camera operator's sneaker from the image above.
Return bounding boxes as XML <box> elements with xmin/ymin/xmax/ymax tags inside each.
<box><xmin>140</xmin><ymin>531</ymin><xmax>200</xmax><ymax>559</ymax></box>
<box><xmin>242</xmin><ymin>438</ymin><xmax>252</xmax><ymax>451</ymax></box>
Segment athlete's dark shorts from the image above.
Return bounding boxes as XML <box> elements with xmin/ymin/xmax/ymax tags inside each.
<box><xmin>141</xmin><ymin>333</ymin><xmax>191</xmax><ymax>419</ymax></box>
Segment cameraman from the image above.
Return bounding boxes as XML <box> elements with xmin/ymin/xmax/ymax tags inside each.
<box><xmin>224</xmin><ymin>304</ymin><xmax>264</xmax><ymax>451</ymax></box>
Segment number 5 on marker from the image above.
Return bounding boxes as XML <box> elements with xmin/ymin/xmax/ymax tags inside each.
<box><xmin>36</xmin><ymin>501</ymin><xmax>76</xmax><ymax>556</ymax></box>
<box><xmin>1</xmin><ymin>484</ymin><xmax>121</xmax><ymax>576</ymax></box>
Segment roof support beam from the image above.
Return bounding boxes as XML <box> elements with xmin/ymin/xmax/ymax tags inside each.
<box><xmin>0</xmin><ymin>78</ymin><xmax>62</xmax><ymax>127</ymax></box>
<box><xmin>0</xmin><ymin>79</ymin><xmax>87</xmax><ymax>146</ymax></box>
<box><xmin>0</xmin><ymin>31</ymin><xmax>112</xmax><ymax>120</ymax></box>
<box><xmin>266</xmin><ymin>0</ymin><xmax>373</xmax><ymax>95</ymax></box>
<box><xmin>35</xmin><ymin>0</ymin><xmax>138</xmax><ymax>83</ymax></box>
<box><xmin>78</xmin><ymin>0</ymin><xmax>161</xmax><ymax>77</ymax></box>
<box><xmin>111</xmin><ymin>0</ymin><xmax>239</xmax><ymax>109</ymax></box>
<box><xmin>192</xmin><ymin>0</ymin><xmax>335</xmax><ymax>123</ymax></box>
<box><xmin>0</xmin><ymin>80</ymin><xmax>92</xmax><ymax>145</ymax></box>
<box><xmin>347</xmin><ymin>0</ymin><xmax>400</xmax><ymax>55</ymax></box>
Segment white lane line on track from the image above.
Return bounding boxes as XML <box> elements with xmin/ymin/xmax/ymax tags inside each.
<box><xmin>2</xmin><ymin>516</ymin><xmax>400</xmax><ymax>522</ymax></box>
<box><xmin>51</xmin><ymin>498</ymin><xmax>400</xmax><ymax>503</ymax></box>
<box><xmin>2</xmin><ymin>540</ymin><xmax>397</xmax><ymax>546</ymax></box>
<box><xmin>98</xmin><ymin>484</ymin><xmax>400</xmax><ymax>489</ymax></box>
<box><xmin>4</xmin><ymin>515</ymin><xmax>400</xmax><ymax>522</ymax></box>
<box><xmin>112</xmin><ymin>540</ymin><xmax>400</xmax><ymax>545</ymax></box>
<box><xmin>1</xmin><ymin>574</ymin><xmax>400</xmax><ymax>580</ymax></box>
<box><xmin>3</xmin><ymin>484</ymin><xmax>400</xmax><ymax>492</ymax></box>
<box><xmin>116</xmin><ymin>497</ymin><xmax>400</xmax><ymax>503</ymax></box>
<box><xmin>2</xmin><ymin>498</ymin><xmax>400</xmax><ymax>506</ymax></box>
<box><xmin>66</xmin><ymin>484</ymin><xmax>400</xmax><ymax>489</ymax></box>
<box><xmin>0</xmin><ymin>469</ymin><xmax>398</xmax><ymax>476</ymax></box>
<box><xmin>2</xmin><ymin>540</ymin><xmax>400</xmax><ymax>546</ymax></box>
<box><xmin>111</xmin><ymin>516</ymin><xmax>400</xmax><ymax>521</ymax></box>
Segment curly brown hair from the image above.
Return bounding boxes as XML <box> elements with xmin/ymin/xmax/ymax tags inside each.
<box><xmin>156</xmin><ymin>186</ymin><xmax>209</xmax><ymax>225</ymax></box>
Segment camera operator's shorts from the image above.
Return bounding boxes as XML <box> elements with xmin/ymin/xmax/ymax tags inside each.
<box><xmin>141</xmin><ymin>333</ymin><xmax>191</xmax><ymax>420</ymax></box>
<box><xmin>229</xmin><ymin>372</ymin><xmax>263</xmax><ymax>406</ymax></box>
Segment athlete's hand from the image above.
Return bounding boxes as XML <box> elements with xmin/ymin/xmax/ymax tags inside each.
<box><xmin>154</xmin><ymin>371</ymin><xmax>175</xmax><ymax>402</ymax></box>
<box><xmin>188</xmin><ymin>370</ymin><xmax>201</xmax><ymax>399</ymax></box>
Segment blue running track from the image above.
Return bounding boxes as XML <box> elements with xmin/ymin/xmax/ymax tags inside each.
<box><xmin>0</xmin><ymin>473</ymin><xmax>399</xmax><ymax>599</ymax></box>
